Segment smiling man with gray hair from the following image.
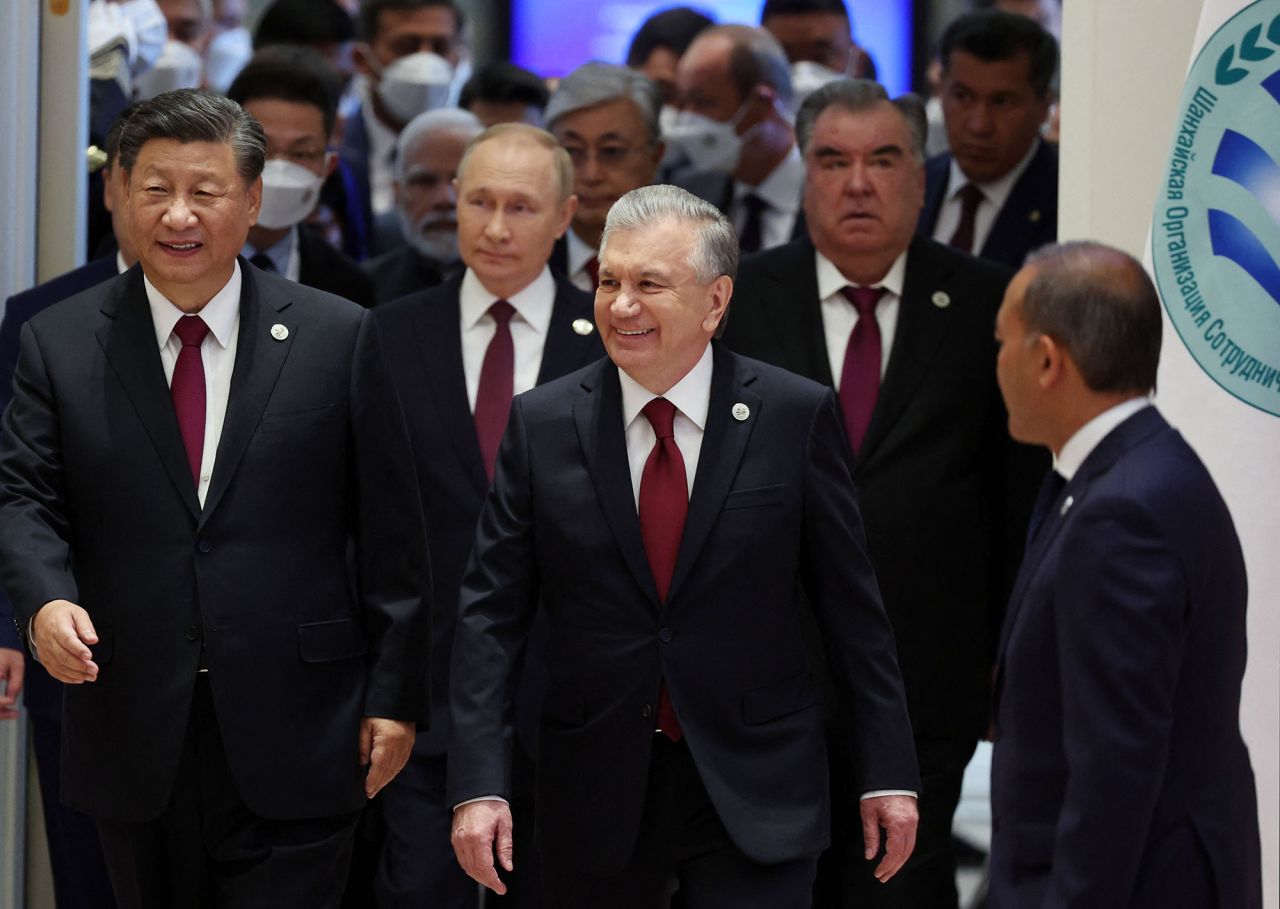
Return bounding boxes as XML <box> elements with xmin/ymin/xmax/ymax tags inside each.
<box><xmin>448</xmin><ymin>183</ymin><xmax>918</xmax><ymax>907</ymax></box>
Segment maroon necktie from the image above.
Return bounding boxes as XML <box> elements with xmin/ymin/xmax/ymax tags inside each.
<box><xmin>838</xmin><ymin>287</ymin><xmax>884</xmax><ymax>455</ymax></box>
<box><xmin>948</xmin><ymin>183</ymin><xmax>985</xmax><ymax>254</ymax></box>
<box><xmin>638</xmin><ymin>398</ymin><xmax>686</xmax><ymax>741</ymax></box>
<box><xmin>474</xmin><ymin>300</ymin><xmax>516</xmax><ymax>481</ymax></box>
<box><xmin>171</xmin><ymin>315</ymin><xmax>211</xmax><ymax>487</ymax></box>
<box><xmin>584</xmin><ymin>256</ymin><xmax>600</xmax><ymax>290</ymax></box>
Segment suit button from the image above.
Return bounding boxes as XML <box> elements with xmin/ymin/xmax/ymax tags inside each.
<box><xmin>658</xmin><ymin>627</ymin><xmax>672</xmax><ymax>643</ymax></box>
<box><xmin>641</xmin><ymin>704</ymin><xmax>653</xmax><ymax>719</ymax></box>
<box><xmin>185</xmin><ymin>625</ymin><xmax>200</xmax><ymax>641</ymax></box>
<box><xmin>197</xmin><ymin>540</ymin><xmax>211</xmax><ymax>554</ymax></box>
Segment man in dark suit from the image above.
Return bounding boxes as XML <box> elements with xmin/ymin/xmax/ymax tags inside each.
<box><xmin>990</xmin><ymin>242</ymin><xmax>1262</xmax><ymax>908</ymax></box>
<box><xmin>722</xmin><ymin>79</ymin><xmax>1042</xmax><ymax>908</ymax></box>
<box><xmin>373</xmin><ymin>123</ymin><xmax>601</xmax><ymax>907</ymax></box>
<box><xmin>0</xmin><ymin>89</ymin><xmax>430</xmax><ymax>908</ymax></box>
<box><xmin>226</xmin><ymin>47</ymin><xmax>377</xmax><ymax>307</ymax></box>
<box><xmin>917</xmin><ymin>10</ymin><xmax>1057</xmax><ymax>268</ymax></box>
<box><xmin>448</xmin><ymin>184</ymin><xmax>919</xmax><ymax>908</ymax></box>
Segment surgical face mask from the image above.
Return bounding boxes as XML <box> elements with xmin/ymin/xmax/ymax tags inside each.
<box><xmin>257</xmin><ymin>159</ymin><xmax>326</xmax><ymax>230</ymax></box>
<box><xmin>368</xmin><ymin>50</ymin><xmax>453</xmax><ymax>124</ymax></box>
<box><xmin>657</xmin><ymin>104</ymin><xmax>680</xmax><ymax>137</ymax></box>
<box><xmin>119</xmin><ymin>0</ymin><xmax>168</xmax><ymax>75</ymax></box>
<box><xmin>790</xmin><ymin>61</ymin><xmax>842</xmax><ymax>110</ymax></box>
<box><xmin>134</xmin><ymin>39</ymin><xmax>203</xmax><ymax>99</ymax></box>
<box><xmin>398</xmin><ymin>208</ymin><xmax>458</xmax><ymax>263</ymax></box>
<box><xmin>204</xmin><ymin>27</ymin><xmax>252</xmax><ymax>93</ymax></box>
<box><xmin>663</xmin><ymin>101</ymin><xmax>752</xmax><ymax>175</ymax></box>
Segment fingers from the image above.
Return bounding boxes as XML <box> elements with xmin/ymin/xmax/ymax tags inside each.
<box><xmin>359</xmin><ymin>718</ymin><xmax>373</xmax><ymax>767</ymax></box>
<box><xmin>496</xmin><ymin>810</ymin><xmax>515</xmax><ymax>873</ymax></box>
<box><xmin>34</xmin><ymin>602</ymin><xmax>99</xmax><ymax>685</ymax></box>
<box><xmin>0</xmin><ymin>649</ymin><xmax>25</xmax><ymax>711</ymax></box>
<box><xmin>873</xmin><ymin>817</ymin><xmax>916</xmax><ymax>882</ymax></box>
<box><xmin>862</xmin><ymin>795</ymin><xmax>919</xmax><ymax>883</ymax></box>
<box><xmin>452</xmin><ymin>803</ymin><xmax>513</xmax><ymax>895</ymax></box>
<box><xmin>861</xmin><ymin>800</ymin><xmax>882</xmax><ymax>861</ymax></box>
<box><xmin>362</xmin><ymin>718</ymin><xmax>415</xmax><ymax>798</ymax></box>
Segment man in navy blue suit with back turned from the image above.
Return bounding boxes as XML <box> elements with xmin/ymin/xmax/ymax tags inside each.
<box><xmin>990</xmin><ymin>241</ymin><xmax>1262</xmax><ymax>908</ymax></box>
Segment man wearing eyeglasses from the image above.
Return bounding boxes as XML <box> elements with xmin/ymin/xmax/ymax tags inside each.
<box><xmin>227</xmin><ymin>47</ymin><xmax>377</xmax><ymax>307</ymax></box>
<box><xmin>545</xmin><ymin>62</ymin><xmax>666</xmax><ymax>292</ymax></box>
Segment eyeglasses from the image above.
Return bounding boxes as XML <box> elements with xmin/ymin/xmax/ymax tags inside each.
<box><xmin>561</xmin><ymin>144</ymin><xmax>652</xmax><ymax>170</ymax></box>
<box><xmin>269</xmin><ymin>148</ymin><xmax>335</xmax><ymax>170</ymax></box>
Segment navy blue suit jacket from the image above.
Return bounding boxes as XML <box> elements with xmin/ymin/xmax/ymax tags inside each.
<box><xmin>447</xmin><ymin>344</ymin><xmax>918</xmax><ymax>875</ymax></box>
<box><xmin>990</xmin><ymin>407</ymin><xmax>1261</xmax><ymax>908</ymax></box>
<box><xmin>375</xmin><ymin>273</ymin><xmax>602</xmax><ymax>756</ymax></box>
<box><xmin>918</xmin><ymin>140</ymin><xmax>1058</xmax><ymax>269</ymax></box>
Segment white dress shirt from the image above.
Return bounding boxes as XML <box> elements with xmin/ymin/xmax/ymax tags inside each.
<box><xmin>1054</xmin><ymin>397</ymin><xmax>1152</xmax><ymax>480</ymax></box>
<box><xmin>115</xmin><ymin>251</ymin><xmax>130</xmax><ymax>275</ymax></box>
<box><xmin>930</xmin><ymin>139</ymin><xmax>1041</xmax><ymax>254</ymax></box>
<box><xmin>144</xmin><ymin>263</ymin><xmax>242</xmax><ymax>508</ymax></box>
<box><xmin>241</xmin><ymin>225</ymin><xmax>302</xmax><ymax>282</ymax></box>
<box><xmin>360</xmin><ymin>84</ymin><xmax>399</xmax><ymax>216</ymax></box>
<box><xmin>564</xmin><ymin>228</ymin><xmax>598</xmax><ymax>294</ymax></box>
<box><xmin>732</xmin><ymin>144</ymin><xmax>804</xmax><ymax>251</ymax></box>
<box><xmin>459</xmin><ymin>267</ymin><xmax>555</xmax><ymax>412</ymax></box>
<box><xmin>817</xmin><ymin>249</ymin><xmax>907</xmax><ymax>386</ymax></box>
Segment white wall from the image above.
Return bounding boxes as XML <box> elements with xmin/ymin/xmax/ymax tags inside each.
<box><xmin>1060</xmin><ymin>4</ymin><xmax>1279</xmax><ymax>907</ymax></box>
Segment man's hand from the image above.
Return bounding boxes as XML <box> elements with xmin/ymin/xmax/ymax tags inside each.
<box><xmin>452</xmin><ymin>799</ymin><xmax>514</xmax><ymax>895</ymax></box>
<box><xmin>359</xmin><ymin>716</ymin><xmax>415</xmax><ymax>798</ymax></box>
<box><xmin>861</xmin><ymin>794</ymin><xmax>918</xmax><ymax>883</ymax></box>
<box><xmin>31</xmin><ymin>600</ymin><xmax>98</xmax><ymax>684</ymax></box>
<box><xmin>0</xmin><ymin>648</ymin><xmax>25</xmax><ymax>719</ymax></box>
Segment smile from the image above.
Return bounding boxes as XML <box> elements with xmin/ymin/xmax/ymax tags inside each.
<box><xmin>616</xmin><ymin>328</ymin><xmax>653</xmax><ymax>336</ymax></box>
<box><xmin>161</xmin><ymin>241</ymin><xmax>201</xmax><ymax>251</ymax></box>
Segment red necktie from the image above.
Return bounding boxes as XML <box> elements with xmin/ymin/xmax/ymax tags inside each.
<box><xmin>948</xmin><ymin>183</ymin><xmax>985</xmax><ymax>254</ymax></box>
<box><xmin>171</xmin><ymin>315</ymin><xmax>211</xmax><ymax>487</ymax></box>
<box><xmin>638</xmin><ymin>398</ymin><xmax>686</xmax><ymax>741</ymax></box>
<box><xmin>838</xmin><ymin>286</ymin><xmax>884</xmax><ymax>455</ymax></box>
<box><xmin>584</xmin><ymin>256</ymin><xmax>600</xmax><ymax>290</ymax></box>
<box><xmin>474</xmin><ymin>300</ymin><xmax>516</xmax><ymax>481</ymax></box>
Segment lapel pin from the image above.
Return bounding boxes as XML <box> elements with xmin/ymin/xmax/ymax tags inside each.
<box><xmin>1060</xmin><ymin>495</ymin><xmax>1074</xmax><ymax>517</ymax></box>
<box><xmin>931</xmin><ymin>291</ymin><xmax>951</xmax><ymax>309</ymax></box>
<box><xmin>270</xmin><ymin>324</ymin><xmax>289</xmax><ymax>341</ymax></box>
<box><xmin>731</xmin><ymin>403</ymin><xmax>750</xmax><ymax>422</ymax></box>
<box><xmin>1029</xmin><ymin>209</ymin><xmax>1042</xmax><ymax>223</ymax></box>
<box><xmin>572</xmin><ymin>319</ymin><xmax>594</xmax><ymax>336</ymax></box>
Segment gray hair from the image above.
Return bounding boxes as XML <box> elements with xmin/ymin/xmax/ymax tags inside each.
<box><xmin>601</xmin><ymin>184</ymin><xmax>738</xmax><ymax>285</ymax></box>
<box><xmin>395</xmin><ymin>107</ymin><xmax>484</xmax><ymax>181</ymax></box>
<box><xmin>456</xmin><ymin>122</ymin><xmax>575</xmax><ymax>203</ymax></box>
<box><xmin>117</xmin><ymin>89</ymin><xmax>265</xmax><ymax>185</ymax></box>
<box><xmin>796</xmin><ymin>79</ymin><xmax>927</xmax><ymax>163</ymax></box>
<box><xmin>1022</xmin><ymin>241</ymin><xmax>1162</xmax><ymax>394</ymax></box>
<box><xmin>701</xmin><ymin>24</ymin><xmax>793</xmax><ymax>106</ymax></box>
<box><xmin>544</xmin><ymin>62</ymin><xmax>662</xmax><ymax>144</ymax></box>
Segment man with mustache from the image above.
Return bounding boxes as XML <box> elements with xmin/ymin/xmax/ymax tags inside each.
<box><xmin>363</xmin><ymin>107</ymin><xmax>483</xmax><ymax>304</ymax></box>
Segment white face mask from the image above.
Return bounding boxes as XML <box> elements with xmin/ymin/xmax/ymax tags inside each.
<box><xmin>398</xmin><ymin>208</ymin><xmax>458</xmax><ymax>263</ymax></box>
<box><xmin>663</xmin><ymin>100</ymin><xmax>753</xmax><ymax>175</ymax></box>
<box><xmin>257</xmin><ymin>159</ymin><xmax>326</xmax><ymax>230</ymax></box>
<box><xmin>204</xmin><ymin>27</ymin><xmax>253</xmax><ymax>93</ymax></box>
<box><xmin>119</xmin><ymin>0</ymin><xmax>168</xmax><ymax>75</ymax></box>
<box><xmin>790</xmin><ymin>61</ymin><xmax>843</xmax><ymax>110</ymax></box>
<box><xmin>369</xmin><ymin>51</ymin><xmax>453</xmax><ymax>124</ymax></box>
<box><xmin>134</xmin><ymin>39</ymin><xmax>203</xmax><ymax>99</ymax></box>
<box><xmin>657</xmin><ymin>104</ymin><xmax>680</xmax><ymax>137</ymax></box>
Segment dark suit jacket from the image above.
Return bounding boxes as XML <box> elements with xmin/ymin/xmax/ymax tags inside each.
<box><xmin>375</xmin><ymin>273</ymin><xmax>602</xmax><ymax>755</ymax></box>
<box><xmin>0</xmin><ymin>261</ymin><xmax>431</xmax><ymax>823</ymax></box>
<box><xmin>363</xmin><ymin>245</ymin><xmax>448</xmax><ymax>306</ymax></box>
<box><xmin>296</xmin><ymin>223</ymin><xmax>377</xmax><ymax>308</ymax></box>
<box><xmin>989</xmin><ymin>407</ymin><xmax>1262</xmax><ymax>908</ymax></box>
<box><xmin>918</xmin><ymin>141</ymin><xmax>1058</xmax><ymax>269</ymax></box>
<box><xmin>448</xmin><ymin>344</ymin><xmax>918</xmax><ymax>875</ymax></box>
<box><xmin>723</xmin><ymin>236</ymin><xmax>1044</xmax><ymax>739</ymax></box>
<box><xmin>337</xmin><ymin>103</ymin><xmax>375</xmax><ymax>261</ymax></box>
<box><xmin>672</xmin><ymin>168</ymin><xmax>809</xmax><ymax>249</ymax></box>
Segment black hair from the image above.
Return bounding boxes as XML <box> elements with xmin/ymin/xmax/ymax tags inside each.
<box><xmin>625</xmin><ymin>6</ymin><xmax>715</xmax><ymax>67</ymax></box>
<box><xmin>226</xmin><ymin>46</ymin><xmax>342</xmax><ymax>138</ymax></box>
<box><xmin>940</xmin><ymin>9</ymin><xmax>1058</xmax><ymax>98</ymax></box>
<box><xmin>458</xmin><ymin>62</ymin><xmax>550</xmax><ymax>113</ymax></box>
<box><xmin>254</xmin><ymin>0</ymin><xmax>355</xmax><ymax>50</ymax></box>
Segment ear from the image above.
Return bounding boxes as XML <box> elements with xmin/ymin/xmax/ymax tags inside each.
<box><xmin>1035</xmin><ymin>333</ymin><xmax>1065</xmax><ymax>389</ymax></box>
<box><xmin>246</xmin><ymin>174</ymin><xmax>263</xmax><ymax>226</ymax></box>
<box><xmin>554</xmin><ymin>193</ymin><xmax>578</xmax><ymax>238</ymax></box>
<box><xmin>702</xmin><ymin>274</ymin><xmax>732</xmax><ymax>333</ymax></box>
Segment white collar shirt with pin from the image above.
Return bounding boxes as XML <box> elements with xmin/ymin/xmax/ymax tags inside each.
<box><xmin>930</xmin><ymin>138</ymin><xmax>1041</xmax><ymax>254</ymax></box>
<box><xmin>816</xmin><ymin>248</ymin><xmax>907</xmax><ymax>387</ymax></box>
<box><xmin>241</xmin><ymin>224</ymin><xmax>301</xmax><ymax>282</ymax></box>
<box><xmin>618</xmin><ymin>342</ymin><xmax>713</xmax><ymax>508</ymax></box>
<box><xmin>459</xmin><ymin>266</ymin><xmax>556</xmax><ymax>412</ymax></box>
<box><xmin>1054</xmin><ymin>396</ymin><xmax>1151</xmax><ymax>482</ymax></box>
<box><xmin>732</xmin><ymin>143</ymin><xmax>804</xmax><ymax>251</ymax></box>
<box><xmin>565</xmin><ymin>227</ymin><xmax>598</xmax><ymax>294</ymax></box>
<box><xmin>145</xmin><ymin>261</ymin><xmax>242</xmax><ymax>508</ymax></box>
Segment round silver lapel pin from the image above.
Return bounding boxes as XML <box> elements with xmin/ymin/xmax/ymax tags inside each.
<box><xmin>270</xmin><ymin>323</ymin><xmax>289</xmax><ymax>341</ymax></box>
<box><xmin>1060</xmin><ymin>495</ymin><xmax>1074</xmax><ymax>517</ymax></box>
<box><xmin>931</xmin><ymin>291</ymin><xmax>951</xmax><ymax>309</ymax></box>
<box><xmin>1029</xmin><ymin>209</ymin><xmax>1042</xmax><ymax>223</ymax></box>
<box><xmin>731</xmin><ymin>403</ymin><xmax>750</xmax><ymax>422</ymax></box>
<box><xmin>572</xmin><ymin>319</ymin><xmax>594</xmax><ymax>336</ymax></box>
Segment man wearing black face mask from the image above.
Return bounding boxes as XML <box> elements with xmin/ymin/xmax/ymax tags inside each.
<box><xmin>227</xmin><ymin>47</ymin><xmax>376</xmax><ymax>307</ymax></box>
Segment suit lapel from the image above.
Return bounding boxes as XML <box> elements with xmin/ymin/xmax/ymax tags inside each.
<box><xmin>757</xmin><ymin>240</ymin><xmax>832</xmax><ymax>386</ymax></box>
<box><xmin>980</xmin><ymin>142</ymin><xmax>1056</xmax><ymax>265</ymax></box>
<box><xmin>536</xmin><ymin>278</ymin><xmax>601</xmax><ymax>385</ymax></box>
<box><xmin>573</xmin><ymin>363</ymin><xmax>659</xmax><ymax>603</ymax></box>
<box><xmin>918</xmin><ymin>156</ymin><xmax>951</xmax><ymax>236</ymax></box>
<box><xmin>198</xmin><ymin>264</ymin><xmax>294</xmax><ymax>526</ymax></box>
<box><xmin>666</xmin><ymin>345</ymin><xmax>758</xmax><ymax>604</ymax></box>
<box><xmin>96</xmin><ymin>267</ymin><xmax>201</xmax><ymax>519</ymax></box>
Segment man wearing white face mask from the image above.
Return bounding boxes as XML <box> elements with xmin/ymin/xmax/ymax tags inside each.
<box><xmin>669</xmin><ymin>24</ymin><xmax>807</xmax><ymax>254</ymax></box>
<box><xmin>343</xmin><ymin>0</ymin><xmax>464</xmax><ymax>235</ymax></box>
<box><xmin>227</xmin><ymin>48</ymin><xmax>376</xmax><ymax>307</ymax></box>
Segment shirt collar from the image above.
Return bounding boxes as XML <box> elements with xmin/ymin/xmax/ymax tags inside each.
<box><xmin>115</xmin><ymin>251</ymin><xmax>130</xmax><ymax>275</ymax></box>
<box><xmin>619</xmin><ymin>342</ymin><xmax>713</xmax><ymax>432</ymax></box>
<box><xmin>145</xmin><ymin>260</ymin><xmax>242</xmax><ymax>350</ymax></box>
<box><xmin>241</xmin><ymin>225</ymin><xmax>297</xmax><ymax>274</ymax></box>
<box><xmin>947</xmin><ymin>138</ymin><xmax>1040</xmax><ymax>212</ymax></box>
<box><xmin>735</xmin><ymin>143</ymin><xmax>804</xmax><ymax>214</ymax></box>
<box><xmin>565</xmin><ymin>228</ymin><xmax>597</xmax><ymax>276</ymax></box>
<box><xmin>1054</xmin><ymin>396</ymin><xmax>1151</xmax><ymax>481</ymax></box>
<box><xmin>815</xmin><ymin>247</ymin><xmax>908</xmax><ymax>301</ymax></box>
<box><xmin>459</xmin><ymin>265</ymin><xmax>555</xmax><ymax>335</ymax></box>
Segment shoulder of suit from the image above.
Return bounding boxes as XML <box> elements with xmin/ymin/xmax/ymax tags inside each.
<box><xmin>252</xmin><ymin>265</ymin><xmax>365</xmax><ymax>328</ymax></box>
<box><xmin>724</xmin><ymin>348</ymin><xmax>829</xmax><ymax>403</ymax></box>
<box><xmin>910</xmin><ymin>236</ymin><xmax>1014</xmax><ymax>289</ymax></box>
<box><xmin>736</xmin><ymin>237</ymin><xmax>813</xmax><ymax>282</ymax></box>
<box><xmin>551</xmin><ymin>273</ymin><xmax>595</xmax><ymax>315</ymax></box>
<box><xmin>515</xmin><ymin>355</ymin><xmax>609</xmax><ymax>410</ymax></box>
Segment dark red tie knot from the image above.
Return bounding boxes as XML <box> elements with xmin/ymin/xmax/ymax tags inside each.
<box><xmin>642</xmin><ymin>398</ymin><xmax>677</xmax><ymax>440</ymax></box>
<box><xmin>958</xmin><ymin>182</ymin><xmax>985</xmax><ymax>211</ymax></box>
<box><xmin>489</xmin><ymin>299</ymin><xmax>515</xmax><ymax>326</ymax></box>
<box><xmin>842</xmin><ymin>286</ymin><xmax>884</xmax><ymax>316</ymax></box>
<box><xmin>173</xmin><ymin>315</ymin><xmax>210</xmax><ymax>348</ymax></box>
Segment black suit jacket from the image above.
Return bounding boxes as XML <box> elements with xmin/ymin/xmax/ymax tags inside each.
<box><xmin>296</xmin><ymin>223</ymin><xmax>377</xmax><ymax>308</ymax></box>
<box><xmin>918</xmin><ymin>141</ymin><xmax>1058</xmax><ymax>269</ymax></box>
<box><xmin>375</xmin><ymin>273</ymin><xmax>602</xmax><ymax>755</ymax></box>
<box><xmin>990</xmin><ymin>408</ymin><xmax>1262</xmax><ymax>908</ymax></box>
<box><xmin>0</xmin><ymin>261</ymin><xmax>431</xmax><ymax>822</ymax></box>
<box><xmin>672</xmin><ymin>168</ymin><xmax>809</xmax><ymax>249</ymax></box>
<box><xmin>362</xmin><ymin>245</ymin><xmax>448</xmax><ymax>305</ymax></box>
<box><xmin>448</xmin><ymin>345</ymin><xmax>917</xmax><ymax>875</ymax></box>
<box><xmin>723</xmin><ymin>236</ymin><xmax>1044</xmax><ymax>738</ymax></box>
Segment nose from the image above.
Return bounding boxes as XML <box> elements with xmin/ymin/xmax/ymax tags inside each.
<box><xmin>844</xmin><ymin>160</ymin><xmax>872</xmax><ymax>196</ymax></box>
<box><xmin>579</xmin><ymin>152</ymin><xmax>602</xmax><ymax>184</ymax></box>
<box><xmin>610</xmin><ymin>287</ymin><xmax>640</xmax><ymax>318</ymax></box>
<box><xmin>162</xmin><ymin>194</ymin><xmax>197</xmax><ymax>229</ymax></box>
<box><xmin>966</xmin><ymin>101</ymin><xmax>994</xmax><ymax>136</ymax></box>
<box><xmin>482</xmin><ymin>208</ymin><xmax>509</xmax><ymax>243</ymax></box>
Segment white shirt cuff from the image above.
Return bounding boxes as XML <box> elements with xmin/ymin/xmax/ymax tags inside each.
<box><xmin>454</xmin><ymin>795</ymin><xmax>510</xmax><ymax>811</ymax></box>
<box><xmin>860</xmin><ymin>790</ymin><xmax>917</xmax><ymax>800</ymax></box>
